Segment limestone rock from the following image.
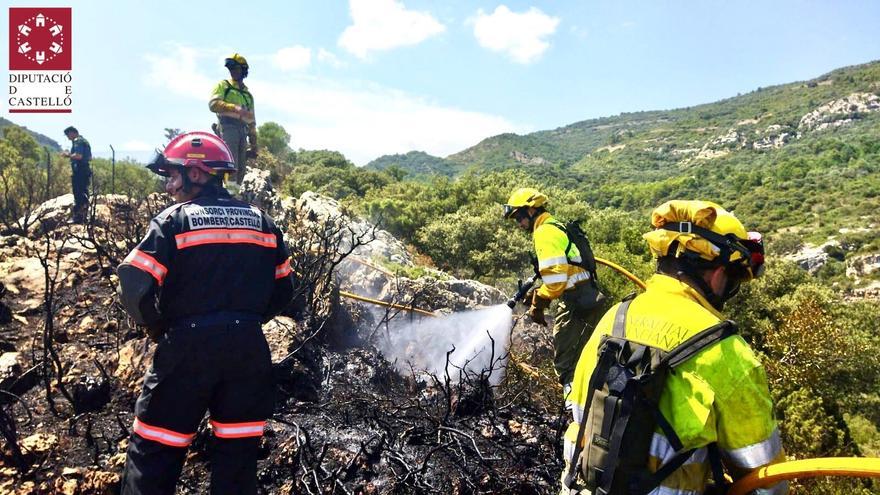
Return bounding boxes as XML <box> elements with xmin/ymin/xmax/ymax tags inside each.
<box><xmin>785</xmin><ymin>240</ymin><xmax>840</xmax><ymax>274</ymax></box>
<box><xmin>798</xmin><ymin>92</ymin><xmax>880</xmax><ymax>135</ymax></box>
<box><xmin>753</xmin><ymin>124</ymin><xmax>793</xmax><ymax>150</ymax></box>
<box><xmin>240</xmin><ymin>167</ymin><xmax>281</xmax><ymax>213</ymax></box>
<box><xmin>114</xmin><ymin>338</ymin><xmax>153</xmax><ymax>393</ymax></box>
<box><xmin>21</xmin><ymin>432</ymin><xmax>58</xmax><ymax>455</ymax></box>
<box><xmin>846</xmin><ymin>252</ymin><xmax>880</xmax><ymax>278</ymax></box>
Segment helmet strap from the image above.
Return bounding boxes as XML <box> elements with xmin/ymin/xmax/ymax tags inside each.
<box><xmin>658</xmin><ymin>253</ymin><xmax>728</xmax><ymax>311</ymax></box>
<box><xmin>525</xmin><ymin>207</ymin><xmax>546</xmax><ymax>230</ymax></box>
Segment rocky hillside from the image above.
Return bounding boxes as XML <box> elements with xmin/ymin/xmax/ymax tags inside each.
<box><xmin>444</xmin><ymin>61</ymin><xmax>880</xmax><ymax>170</ymax></box>
<box><xmin>0</xmin><ymin>173</ymin><xmax>565</xmax><ymax>494</ymax></box>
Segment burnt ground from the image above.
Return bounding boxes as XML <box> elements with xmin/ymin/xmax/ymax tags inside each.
<box><xmin>0</xmin><ymin>200</ymin><xmax>567</xmax><ymax>494</ymax></box>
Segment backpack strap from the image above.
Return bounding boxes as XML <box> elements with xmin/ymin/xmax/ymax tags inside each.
<box><xmin>707</xmin><ymin>442</ymin><xmax>731</xmax><ymax>493</ymax></box>
<box><xmin>222</xmin><ymin>80</ymin><xmax>254</xmax><ymax>109</ymax></box>
<box><xmin>636</xmin><ymin>321</ymin><xmax>736</xmax><ymax>493</ymax></box>
<box><xmin>563</xmin><ymin>298</ymin><xmax>634</xmax><ymax>489</ymax></box>
<box><xmin>611</xmin><ymin>297</ymin><xmax>633</xmax><ymax>338</ymax></box>
<box><xmin>546</xmin><ymin>221</ymin><xmax>600</xmax><ymax>288</ymax></box>
<box><xmin>546</xmin><ymin>220</ymin><xmax>572</xmax><ymax>254</ymax></box>
<box><xmin>663</xmin><ymin>320</ymin><xmax>737</xmax><ymax>368</ymax></box>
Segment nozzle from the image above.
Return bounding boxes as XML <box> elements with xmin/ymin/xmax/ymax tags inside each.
<box><xmin>507</xmin><ymin>275</ymin><xmax>537</xmax><ymax>309</ymax></box>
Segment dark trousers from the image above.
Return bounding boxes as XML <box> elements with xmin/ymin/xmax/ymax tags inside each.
<box><xmin>121</xmin><ymin>319</ymin><xmax>275</xmax><ymax>495</ymax></box>
<box><xmin>71</xmin><ymin>164</ymin><xmax>91</xmax><ymax>221</ymax></box>
<box><xmin>553</xmin><ymin>283</ymin><xmax>607</xmax><ymax>385</ymax></box>
<box><xmin>219</xmin><ymin>119</ymin><xmax>248</xmax><ymax>183</ymax></box>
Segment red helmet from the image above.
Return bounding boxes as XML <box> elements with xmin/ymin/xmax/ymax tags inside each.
<box><xmin>147</xmin><ymin>131</ymin><xmax>236</xmax><ymax>177</ymax></box>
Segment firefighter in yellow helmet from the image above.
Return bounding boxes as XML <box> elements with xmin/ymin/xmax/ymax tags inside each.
<box><xmin>503</xmin><ymin>188</ymin><xmax>607</xmax><ymax>397</ymax></box>
<box><xmin>209</xmin><ymin>53</ymin><xmax>257</xmax><ymax>184</ymax></box>
<box><xmin>562</xmin><ymin>200</ymin><xmax>786</xmax><ymax>495</ymax></box>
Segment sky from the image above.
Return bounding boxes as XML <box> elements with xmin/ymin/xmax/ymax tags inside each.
<box><xmin>3</xmin><ymin>0</ymin><xmax>880</xmax><ymax>165</ymax></box>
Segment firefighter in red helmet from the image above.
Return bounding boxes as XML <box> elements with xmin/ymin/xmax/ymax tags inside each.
<box><xmin>118</xmin><ymin>131</ymin><xmax>294</xmax><ymax>494</ymax></box>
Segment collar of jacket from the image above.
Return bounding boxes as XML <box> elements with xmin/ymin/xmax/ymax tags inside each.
<box><xmin>646</xmin><ymin>273</ymin><xmax>723</xmax><ymax>318</ymax></box>
<box><xmin>531</xmin><ymin>211</ymin><xmax>553</xmax><ymax>232</ymax></box>
<box><xmin>227</xmin><ymin>78</ymin><xmax>248</xmax><ymax>91</ymax></box>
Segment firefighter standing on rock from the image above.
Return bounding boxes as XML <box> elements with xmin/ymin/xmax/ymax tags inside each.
<box><xmin>209</xmin><ymin>53</ymin><xmax>257</xmax><ymax>185</ymax></box>
<box><xmin>117</xmin><ymin>131</ymin><xmax>293</xmax><ymax>494</ymax></box>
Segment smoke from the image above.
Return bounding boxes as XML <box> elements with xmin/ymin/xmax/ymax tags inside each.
<box><xmin>377</xmin><ymin>304</ymin><xmax>514</xmax><ymax>385</ymax></box>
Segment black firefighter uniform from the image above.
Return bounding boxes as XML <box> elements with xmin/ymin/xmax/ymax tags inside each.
<box><xmin>117</xmin><ymin>189</ymin><xmax>293</xmax><ymax>494</ymax></box>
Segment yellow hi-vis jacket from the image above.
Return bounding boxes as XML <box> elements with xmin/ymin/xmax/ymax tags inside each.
<box><xmin>209</xmin><ymin>79</ymin><xmax>256</xmax><ymax>125</ymax></box>
<box><xmin>533</xmin><ymin>212</ymin><xmax>591</xmax><ymax>300</ymax></box>
<box><xmin>564</xmin><ymin>274</ymin><xmax>787</xmax><ymax>495</ymax></box>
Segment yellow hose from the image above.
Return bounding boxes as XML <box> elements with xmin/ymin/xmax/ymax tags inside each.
<box><xmin>595</xmin><ymin>256</ymin><xmax>646</xmax><ymax>290</ymax></box>
<box><xmin>338</xmin><ymin>289</ymin><xmax>438</xmax><ymax>318</ymax></box>
<box><xmin>728</xmin><ymin>458</ymin><xmax>880</xmax><ymax>495</ymax></box>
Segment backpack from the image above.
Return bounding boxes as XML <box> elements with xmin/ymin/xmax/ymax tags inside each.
<box><xmin>547</xmin><ymin>220</ymin><xmax>600</xmax><ymax>288</ymax></box>
<box><xmin>563</xmin><ymin>297</ymin><xmax>735</xmax><ymax>495</ymax></box>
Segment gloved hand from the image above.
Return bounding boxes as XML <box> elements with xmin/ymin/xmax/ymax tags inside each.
<box><xmin>527</xmin><ymin>292</ymin><xmax>551</xmax><ymax>327</ymax></box>
<box><xmin>523</xmin><ymin>286</ymin><xmax>537</xmax><ymax>305</ymax></box>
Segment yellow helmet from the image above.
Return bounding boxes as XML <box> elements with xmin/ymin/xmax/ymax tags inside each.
<box><xmin>224</xmin><ymin>53</ymin><xmax>249</xmax><ymax>68</ymax></box>
<box><xmin>643</xmin><ymin>200</ymin><xmax>765</xmax><ymax>280</ymax></box>
<box><xmin>503</xmin><ymin>188</ymin><xmax>548</xmax><ymax>219</ymax></box>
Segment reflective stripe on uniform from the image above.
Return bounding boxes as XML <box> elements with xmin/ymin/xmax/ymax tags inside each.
<box><xmin>275</xmin><ymin>259</ymin><xmax>292</xmax><ymax>279</ymax></box>
<box><xmin>210</xmin><ymin>419</ymin><xmax>266</xmax><ymax>438</ymax></box>
<box><xmin>175</xmin><ymin>229</ymin><xmax>276</xmax><ymax>250</ymax></box>
<box><xmin>539</xmin><ymin>256</ymin><xmax>569</xmax><ymax>269</ymax></box>
<box><xmin>542</xmin><ymin>273</ymin><xmax>568</xmax><ymax>285</ymax></box>
<box><xmin>571</xmin><ymin>403</ymin><xmax>585</xmax><ymax>425</ymax></box>
<box><xmin>563</xmin><ymin>436</ymin><xmax>576</xmax><ymax>465</ymax></box>
<box><xmin>123</xmin><ymin>249</ymin><xmax>168</xmax><ymax>285</ymax></box>
<box><xmin>649</xmin><ymin>433</ymin><xmax>708</xmax><ymax>466</ymax></box>
<box><xmin>565</xmin><ymin>270</ymin><xmax>591</xmax><ymax>289</ymax></box>
<box><xmin>724</xmin><ymin>427</ymin><xmax>783</xmax><ymax>469</ymax></box>
<box><xmin>132</xmin><ymin>417</ymin><xmax>195</xmax><ymax>447</ymax></box>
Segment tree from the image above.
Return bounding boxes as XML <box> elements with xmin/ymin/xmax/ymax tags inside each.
<box><xmin>163</xmin><ymin>128</ymin><xmax>181</xmax><ymax>141</ymax></box>
<box><xmin>258</xmin><ymin>122</ymin><xmax>291</xmax><ymax>156</ymax></box>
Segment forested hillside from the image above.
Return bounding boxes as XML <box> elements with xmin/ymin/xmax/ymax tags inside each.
<box><xmin>365</xmin><ymin>150</ymin><xmax>462</xmax><ymax>178</ymax></box>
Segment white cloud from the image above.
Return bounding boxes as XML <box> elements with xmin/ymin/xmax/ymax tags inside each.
<box><xmin>272</xmin><ymin>45</ymin><xmax>312</xmax><ymax>71</ymax></box>
<box><xmin>143</xmin><ymin>44</ymin><xmax>217</xmax><ymax>99</ymax></box>
<box><xmin>143</xmin><ymin>45</ymin><xmax>525</xmax><ymax>165</ymax></box>
<box><xmin>472</xmin><ymin>5</ymin><xmax>560</xmax><ymax>64</ymax></box>
<box><xmin>317</xmin><ymin>48</ymin><xmax>344</xmax><ymax>68</ymax></box>
<box><xmin>339</xmin><ymin>0</ymin><xmax>446</xmax><ymax>59</ymax></box>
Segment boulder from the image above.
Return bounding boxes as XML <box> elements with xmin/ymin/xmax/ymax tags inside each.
<box><xmin>785</xmin><ymin>240</ymin><xmax>839</xmax><ymax>274</ymax></box>
<box><xmin>846</xmin><ymin>252</ymin><xmax>880</xmax><ymax>279</ymax></box>
<box><xmin>240</xmin><ymin>167</ymin><xmax>281</xmax><ymax>214</ymax></box>
<box><xmin>0</xmin><ymin>351</ymin><xmax>24</xmax><ymax>389</ymax></box>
